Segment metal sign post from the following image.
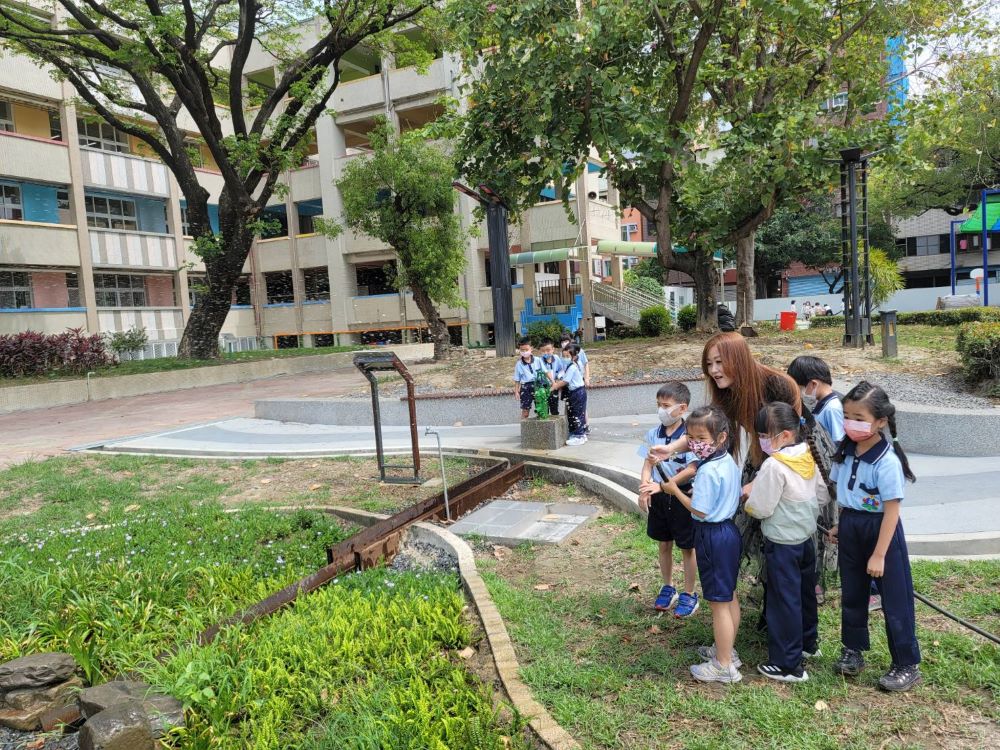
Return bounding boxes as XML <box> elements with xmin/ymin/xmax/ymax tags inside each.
<box><xmin>353</xmin><ymin>352</ymin><xmax>421</xmax><ymax>484</ymax></box>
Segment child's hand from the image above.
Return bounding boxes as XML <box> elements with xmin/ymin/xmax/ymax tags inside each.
<box><xmin>649</xmin><ymin>445</ymin><xmax>674</xmax><ymax>461</ymax></box>
<box><xmin>741</xmin><ymin>482</ymin><xmax>753</xmax><ymax>500</ymax></box>
<box><xmin>639</xmin><ymin>479</ymin><xmax>661</xmax><ymax>498</ymax></box>
<box><xmin>826</xmin><ymin>525</ymin><xmax>839</xmax><ymax>545</ymax></box>
<box><xmin>638</xmin><ymin>492</ymin><xmax>650</xmax><ymax>513</ymax></box>
<box><xmin>866</xmin><ymin>553</ymin><xmax>885</xmax><ymax>578</ymax></box>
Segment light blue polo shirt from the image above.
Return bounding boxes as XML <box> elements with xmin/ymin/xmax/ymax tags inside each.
<box><xmin>831</xmin><ymin>438</ymin><xmax>905</xmax><ymax>513</ymax></box>
<box><xmin>539</xmin><ymin>353</ymin><xmax>564</xmax><ymax>379</ymax></box>
<box><xmin>814</xmin><ymin>392</ymin><xmax>845</xmax><ymax>442</ymax></box>
<box><xmin>561</xmin><ymin>360</ymin><xmax>585</xmax><ymax>391</ymax></box>
<box><xmin>690</xmin><ymin>450</ymin><xmax>741</xmax><ymax>522</ymax></box>
<box><xmin>513</xmin><ymin>356</ymin><xmax>543</xmax><ymax>384</ymax></box>
<box><xmin>637</xmin><ymin>421</ymin><xmax>697</xmax><ymax>487</ymax></box>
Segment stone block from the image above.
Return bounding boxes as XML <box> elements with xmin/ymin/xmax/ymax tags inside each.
<box><xmin>79</xmin><ymin>681</ymin><xmax>184</xmax><ymax>739</ymax></box>
<box><xmin>0</xmin><ymin>653</ymin><xmax>79</xmax><ymax>691</ymax></box>
<box><xmin>79</xmin><ymin>701</ymin><xmax>154</xmax><ymax>750</ymax></box>
<box><xmin>0</xmin><ymin>676</ymin><xmax>83</xmax><ymax>731</ymax></box>
<box><xmin>520</xmin><ymin>417</ymin><xmax>567</xmax><ymax>450</ymax></box>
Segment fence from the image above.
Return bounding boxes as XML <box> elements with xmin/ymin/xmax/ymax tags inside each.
<box><xmin>535</xmin><ymin>279</ymin><xmax>581</xmax><ymax>308</ymax></box>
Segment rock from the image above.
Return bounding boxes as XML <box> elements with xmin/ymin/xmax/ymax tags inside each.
<box><xmin>40</xmin><ymin>702</ymin><xmax>84</xmax><ymax>731</ymax></box>
<box><xmin>457</xmin><ymin>647</ymin><xmax>476</xmax><ymax>660</ymax></box>
<box><xmin>0</xmin><ymin>654</ymin><xmax>79</xmax><ymax>692</ymax></box>
<box><xmin>78</xmin><ymin>701</ymin><xmax>154</xmax><ymax>750</ymax></box>
<box><xmin>79</xmin><ymin>681</ymin><xmax>183</xmax><ymax>739</ymax></box>
<box><xmin>0</xmin><ymin>676</ymin><xmax>83</xmax><ymax>732</ymax></box>
<box><xmin>520</xmin><ymin>417</ymin><xmax>567</xmax><ymax>450</ymax></box>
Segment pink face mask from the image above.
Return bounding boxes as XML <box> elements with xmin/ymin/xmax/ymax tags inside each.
<box><xmin>758</xmin><ymin>436</ymin><xmax>775</xmax><ymax>456</ymax></box>
<box><xmin>844</xmin><ymin>418</ymin><xmax>874</xmax><ymax>442</ymax></box>
<box><xmin>689</xmin><ymin>438</ymin><xmax>718</xmax><ymax>460</ymax></box>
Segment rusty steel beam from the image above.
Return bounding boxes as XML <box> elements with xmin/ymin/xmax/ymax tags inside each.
<box><xmin>197</xmin><ymin>462</ymin><xmax>525</xmax><ymax>646</ymax></box>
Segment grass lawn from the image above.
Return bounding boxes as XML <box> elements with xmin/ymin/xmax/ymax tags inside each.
<box><xmin>477</xmin><ymin>508</ymin><xmax>1000</xmax><ymax>750</ymax></box>
<box><xmin>0</xmin><ymin>454</ymin><xmax>527</xmax><ymax>749</ymax></box>
<box><xmin>0</xmin><ymin>344</ymin><xmax>361</xmax><ymax>388</ymax></box>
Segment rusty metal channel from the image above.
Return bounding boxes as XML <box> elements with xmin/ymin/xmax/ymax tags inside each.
<box><xmin>198</xmin><ymin>461</ymin><xmax>525</xmax><ymax>646</ymax></box>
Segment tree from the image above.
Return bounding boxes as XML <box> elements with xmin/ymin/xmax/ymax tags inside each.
<box><xmin>755</xmin><ymin>199</ymin><xmax>843</xmax><ymax>296</ymax></box>
<box><xmin>0</xmin><ymin>1</ymin><xmax>431</xmax><ymax>359</ymax></box>
<box><xmin>447</xmin><ymin>1</ymin><xmax>957</xmax><ymax>333</ymax></box>
<box><xmin>336</xmin><ymin>120</ymin><xmax>467</xmax><ymax>361</ymax></box>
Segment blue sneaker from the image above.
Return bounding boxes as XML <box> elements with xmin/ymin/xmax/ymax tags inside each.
<box><xmin>654</xmin><ymin>585</ymin><xmax>678</xmax><ymax>611</ymax></box>
<box><xmin>674</xmin><ymin>592</ymin><xmax>700</xmax><ymax>618</ymax></box>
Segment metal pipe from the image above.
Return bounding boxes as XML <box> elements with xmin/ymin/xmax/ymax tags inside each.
<box><xmin>847</xmin><ymin>160</ymin><xmax>862</xmax><ymax>347</ymax></box>
<box><xmin>983</xmin><ymin>188</ymin><xmax>990</xmax><ymax>307</ymax></box>
<box><xmin>949</xmin><ymin>219</ymin><xmax>964</xmax><ymax>295</ymax></box>
<box><xmin>424</xmin><ymin>427</ymin><xmax>450</xmax><ymax>521</ymax></box>
<box><xmin>364</xmin><ymin>370</ymin><xmax>386</xmax><ymax>481</ymax></box>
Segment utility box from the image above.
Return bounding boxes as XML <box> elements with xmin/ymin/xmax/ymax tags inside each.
<box><xmin>881</xmin><ymin>310</ymin><xmax>898</xmax><ymax>359</ymax></box>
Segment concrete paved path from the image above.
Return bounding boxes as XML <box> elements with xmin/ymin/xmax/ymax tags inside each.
<box><xmin>82</xmin><ymin>413</ymin><xmax>1000</xmax><ymax>554</ymax></box>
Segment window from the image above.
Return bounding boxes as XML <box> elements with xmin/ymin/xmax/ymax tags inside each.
<box><xmin>820</xmin><ymin>92</ymin><xmax>848</xmax><ymax>112</ymax></box>
<box><xmin>264</xmin><ymin>270</ymin><xmax>294</xmax><ymax>304</ymax></box>
<box><xmin>621</xmin><ymin>223</ymin><xmax>638</xmax><ymax>241</ymax></box>
<box><xmin>0</xmin><ymin>270</ymin><xmax>32</xmax><ymax>309</ymax></box>
<box><xmin>0</xmin><ymin>101</ymin><xmax>13</xmax><ymax>132</ymax></box>
<box><xmin>0</xmin><ymin>184</ymin><xmax>23</xmax><ymax>220</ymax></box>
<box><xmin>49</xmin><ymin>111</ymin><xmax>62</xmax><ymax>141</ymax></box>
<box><xmin>66</xmin><ymin>272</ymin><xmax>80</xmax><ymax>307</ymax></box>
<box><xmin>313</xmin><ymin>333</ymin><xmax>336</xmax><ymax>347</ymax></box>
<box><xmin>181</xmin><ymin>207</ymin><xmax>190</xmax><ymax>236</ymax></box>
<box><xmin>302</xmin><ymin>267</ymin><xmax>330</xmax><ymax>301</ymax></box>
<box><xmin>260</xmin><ymin>209</ymin><xmax>288</xmax><ymax>239</ymax></box>
<box><xmin>188</xmin><ymin>273</ymin><xmax>206</xmax><ymax>307</ymax></box>
<box><xmin>275</xmin><ymin>335</ymin><xmax>300</xmax><ymax>349</ymax></box>
<box><xmin>906</xmin><ymin>234</ymin><xmax>945</xmax><ymax>257</ymax></box>
<box><xmin>297</xmin><ymin>211</ymin><xmax>316</xmax><ymax>235</ymax></box>
<box><xmin>56</xmin><ymin>189</ymin><xmax>70</xmax><ymax>211</ymax></box>
<box><xmin>94</xmin><ymin>273</ymin><xmax>146</xmax><ymax>307</ymax></box>
<box><xmin>85</xmin><ymin>195</ymin><xmax>137</xmax><ymax>230</ymax></box>
<box><xmin>356</xmin><ymin>263</ymin><xmax>395</xmax><ymax>296</ymax></box>
<box><xmin>77</xmin><ymin>118</ymin><xmax>130</xmax><ymax>153</ymax></box>
<box><xmin>234</xmin><ymin>275</ymin><xmax>252</xmax><ymax>306</ymax></box>
<box><xmin>646</xmin><ymin>220</ymin><xmax>656</xmax><ymax>236</ymax></box>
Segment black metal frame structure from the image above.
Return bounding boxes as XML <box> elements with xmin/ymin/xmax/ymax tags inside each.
<box><xmin>353</xmin><ymin>351</ymin><xmax>421</xmax><ymax>484</ymax></box>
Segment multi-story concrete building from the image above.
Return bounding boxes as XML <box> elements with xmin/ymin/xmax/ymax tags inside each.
<box><xmin>893</xmin><ymin>207</ymin><xmax>1000</xmax><ymax>289</ymax></box>
<box><xmin>0</xmin><ymin>21</ymin><xmax>622</xmax><ymax>353</ymax></box>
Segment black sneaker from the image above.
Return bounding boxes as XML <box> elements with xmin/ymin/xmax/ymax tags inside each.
<box><xmin>878</xmin><ymin>664</ymin><xmax>922</xmax><ymax>692</ymax></box>
<box><xmin>758</xmin><ymin>663</ymin><xmax>808</xmax><ymax>683</ymax></box>
<box><xmin>833</xmin><ymin>647</ymin><xmax>865</xmax><ymax>676</ymax></box>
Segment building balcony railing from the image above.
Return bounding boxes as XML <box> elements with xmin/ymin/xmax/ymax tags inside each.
<box><xmin>534</xmin><ymin>278</ymin><xmax>581</xmax><ymax>308</ymax></box>
<box><xmin>89</xmin><ymin>228</ymin><xmax>178</xmax><ymax>270</ymax></box>
<box><xmin>388</xmin><ymin>58</ymin><xmax>449</xmax><ymax>104</ymax></box>
<box><xmin>96</xmin><ymin>307</ymin><xmax>183</xmax><ymax>342</ymax></box>
<box><xmin>333</xmin><ymin>74</ymin><xmax>386</xmax><ymax>115</ymax></box>
<box><xmin>80</xmin><ymin>148</ymin><xmax>171</xmax><ymax>198</ymax></box>
<box><xmin>525</xmin><ymin>199</ymin><xmax>620</xmax><ymax>245</ymax></box>
<box><xmin>0</xmin><ymin>220</ymin><xmax>81</xmax><ymax>267</ymax></box>
<box><xmin>0</xmin><ymin>309</ymin><xmax>88</xmax><ymax>336</ymax></box>
<box><xmin>0</xmin><ymin>131</ymin><xmax>71</xmax><ymax>184</ymax></box>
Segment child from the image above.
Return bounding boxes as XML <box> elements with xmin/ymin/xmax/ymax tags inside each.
<box><xmin>513</xmin><ymin>336</ymin><xmax>544</xmax><ymax>419</ymax></box>
<box><xmin>787</xmin><ymin>356</ymin><xmax>845</xmax><ymax>442</ymax></box>
<box><xmin>560</xmin><ymin>332</ymin><xmax>591</xmax><ymax>433</ymax></box>
<box><xmin>659</xmin><ymin>405</ymin><xmax>743</xmax><ymax>683</ymax></box>
<box><xmin>552</xmin><ymin>343</ymin><xmax>588</xmax><ymax>446</ymax></box>
<box><xmin>538</xmin><ymin>337</ymin><xmax>564</xmax><ymax>416</ymax></box>
<box><xmin>637</xmin><ymin>382</ymin><xmax>699</xmax><ymax>618</ymax></box>
<box><xmin>744</xmin><ymin>402</ymin><xmax>831</xmax><ymax>683</ymax></box>
<box><xmin>828</xmin><ymin>381</ymin><xmax>921</xmax><ymax>692</ymax></box>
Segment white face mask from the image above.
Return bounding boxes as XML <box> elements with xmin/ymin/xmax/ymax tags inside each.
<box><xmin>801</xmin><ymin>384</ymin><xmax>818</xmax><ymax>410</ymax></box>
<box><xmin>658</xmin><ymin>405</ymin><xmax>681</xmax><ymax>427</ymax></box>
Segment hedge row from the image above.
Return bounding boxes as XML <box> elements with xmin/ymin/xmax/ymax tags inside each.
<box><xmin>956</xmin><ymin>322</ymin><xmax>1000</xmax><ymax>384</ymax></box>
<box><xmin>0</xmin><ymin>328</ymin><xmax>111</xmax><ymax>378</ymax></box>
<box><xmin>808</xmin><ymin>307</ymin><xmax>1000</xmax><ymax>328</ymax></box>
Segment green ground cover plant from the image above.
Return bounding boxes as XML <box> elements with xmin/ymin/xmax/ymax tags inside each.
<box><xmin>0</xmin><ymin>455</ymin><xmax>525</xmax><ymax>749</ymax></box>
<box><xmin>479</xmin><ymin>512</ymin><xmax>1000</xmax><ymax>750</ymax></box>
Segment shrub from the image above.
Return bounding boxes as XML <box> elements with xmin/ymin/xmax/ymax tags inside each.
<box><xmin>606</xmin><ymin>322</ymin><xmax>642</xmax><ymax>339</ymax></box>
<box><xmin>525</xmin><ymin>317</ymin><xmax>566</xmax><ymax>346</ymax></box>
<box><xmin>626</xmin><ymin>274</ymin><xmax>664</xmax><ymax>299</ymax></box>
<box><xmin>638</xmin><ymin>305</ymin><xmax>673</xmax><ymax>337</ymax></box>
<box><xmin>956</xmin><ymin>322</ymin><xmax>1000</xmax><ymax>383</ymax></box>
<box><xmin>807</xmin><ymin>307</ymin><xmax>1000</xmax><ymax>329</ymax></box>
<box><xmin>107</xmin><ymin>326</ymin><xmax>149</xmax><ymax>357</ymax></box>
<box><xmin>0</xmin><ymin>328</ymin><xmax>111</xmax><ymax>378</ymax></box>
<box><xmin>677</xmin><ymin>304</ymin><xmax>698</xmax><ymax>332</ymax></box>
<box><xmin>808</xmin><ymin>315</ymin><xmax>845</xmax><ymax>328</ymax></box>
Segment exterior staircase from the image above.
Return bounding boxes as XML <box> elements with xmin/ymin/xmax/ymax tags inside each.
<box><xmin>591</xmin><ymin>282</ymin><xmax>666</xmax><ymax>327</ymax></box>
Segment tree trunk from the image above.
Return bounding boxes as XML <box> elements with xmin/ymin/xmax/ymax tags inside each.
<box><xmin>735</xmin><ymin>231</ymin><xmax>756</xmax><ymax>328</ymax></box>
<box><xmin>178</xmin><ymin>292</ymin><xmax>236</xmax><ymax>359</ymax></box>
<box><xmin>692</xmin><ymin>251</ymin><xmax>720</xmax><ymax>333</ymax></box>
<box><xmin>409</xmin><ymin>283</ymin><xmax>451</xmax><ymax>360</ymax></box>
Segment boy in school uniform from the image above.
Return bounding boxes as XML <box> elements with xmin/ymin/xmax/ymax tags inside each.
<box><xmin>637</xmin><ymin>382</ymin><xmax>700</xmax><ymax>618</ymax></box>
<box><xmin>538</xmin><ymin>337</ymin><xmax>564</xmax><ymax>416</ymax></box>
<box><xmin>513</xmin><ymin>336</ymin><xmax>544</xmax><ymax>419</ymax></box>
<box><xmin>552</xmin><ymin>343</ymin><xmax>588</xmax><ymax>445</ymax></box>
<box><xmin>560</xmin><ymin>332</ymin><xmax>591</xmax><ymax>432</ymax></box>
<box><xmin>787</xmin><ymin>355</ymin><xmax>845</xmax><ymax>443</ymax></box>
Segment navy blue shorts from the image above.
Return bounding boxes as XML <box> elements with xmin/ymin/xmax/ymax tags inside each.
<box><xmin>694</xmin><ymin>519</ymin><xmax>742</xmax><ymax>602</ymax></box>
<box><xmin>518</xmin><ymin>384</ymin><xmax>536</xmax><ymax>411</ymax></box>
<box><xmin>647</xmin><ymin>491</ymin><xmax>695</xmax><ymax>548</ymax></box>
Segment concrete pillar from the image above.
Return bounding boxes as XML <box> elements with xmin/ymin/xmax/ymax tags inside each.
<box><xmin>167</xmin><ymin>173</ymin><xmax>190</xmax><ymax>325</ymax></box>
<box><xmin>61</xmin><ymin>102</ymin><xmax>98</xmax><ymax>333</ymax></box>
<box><xmin>521</xmin><ymin>260</ymin><xmax>535</xmax><ymax>304</ymax></box>
<box><xmin>610</xmin><ymin>255</ymin><xmax>625</xmax><ymax>289</ymax></box>
<box><xmin>575</xmin><ymin>171</ymin><xmax>596</xmax><ymax>341</ymax></box>
<box><xmin>285</xmin><ymin>181</ymin><xmax>304</xmax><ymax>340</ymax></box>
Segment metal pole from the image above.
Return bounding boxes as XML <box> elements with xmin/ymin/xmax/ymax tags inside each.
<box><xmin>983</xmin><ymin>189</ymin><xmax>990</xmax><ymax>307</ymax></box>
<box><xmin>365</xmin><ymin>371</ymin><xmax>386</xmax><ymax>481</ymax></box>
<box><xmin>425</xmin><ymin>427</ymin><xmax>450</xmax><ymax>521</ymax></box>
<box><xmin>847</xmin><ymin>159</ymin><xmax>862</xmax><ymax>347</ymax></box>
<box><xmin>861</xmin><ymin>160</ymin><xmax>873</xmax><ymax>343</ymax></box>
<box><xmin>949</xmin><ymin>220</ymin><xmax>961</xmax><ymax>295</ymax></box>
<box><xmin>839</xmin><ymin>165</ymin><xmax>851</xmax><ymax>344</ymax></box>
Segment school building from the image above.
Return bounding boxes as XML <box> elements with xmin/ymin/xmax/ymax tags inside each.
<box><xmin>0</xmin><ymin>20</ymin><xmax>626</xmax><ymax>354</ymax></box>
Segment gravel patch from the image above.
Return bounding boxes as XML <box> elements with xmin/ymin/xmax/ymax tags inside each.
<box><xmin>846</xmin><ymin>372</ymin><xmax>997</xmax><ymax>409</ymax></box>
<box><xmin>388</xmin><ymin>539</ymin><xmax>458</xmax><ymax>574</ymax></box>
<box><xmin>0</xmin><ymin>727</ymin><xmax>78</xmax><ymax>750</ymax></box>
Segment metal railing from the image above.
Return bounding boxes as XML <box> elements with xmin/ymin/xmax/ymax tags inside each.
<box><xmin>535</xmin><ymin>278</ymin><xmax>582</xmax><ymax>308</ymax></box>
<box><xmin>592</xmin><ymin>282</ymin><xmax>664</xmax><ymax>323</ymax></box>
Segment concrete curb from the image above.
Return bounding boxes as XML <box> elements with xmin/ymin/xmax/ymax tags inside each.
<box><xmin>291</xmin><ymin>503</ymin><xmax>581</xmax><ymax>750</ymax></box>
<box><xmin>0</xmin><ymin>343</ymin><xmax>433</xmax><ymax>415</ymax></box>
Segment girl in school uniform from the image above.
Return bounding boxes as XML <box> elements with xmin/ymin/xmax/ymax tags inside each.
<box><xmin>745</xmin><ymin>402</ymin><xmax>831</xmax><ymax>683</ymax></box>
<box><xmin>552</xmin><ymin>344</ymin><xmax>588</xmax><ymax>446</ymax></box>
<box><xmin>828</xmin><ymin>381</ymin><xmax>921</xmax><ymax>692</ymax></box>
<box><xmin>658</xmin><ymin>405</ymin><xmax>743</xmax><ymax>683</ymax></box>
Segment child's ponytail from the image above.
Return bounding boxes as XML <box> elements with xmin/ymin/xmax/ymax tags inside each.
<box><xmin>887</xmin><ymin>411</ymin><xmax>916</xmax><ymax>483</ymax></box>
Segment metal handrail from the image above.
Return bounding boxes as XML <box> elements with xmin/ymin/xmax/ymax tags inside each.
<box><xmin>592</xmin><ymin>282</ymin><xmax>663</xmax><ymax>321</ymax></box>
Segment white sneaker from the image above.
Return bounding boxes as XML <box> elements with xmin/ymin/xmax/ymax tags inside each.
<box><xmin>695</xmin><ymin>644</ymin><xmax>742</xmax><ymax>669</ymax></box>
<box><xmin>566</xmin><ymin>436</ymin><xmax>586</xmax><ymax>446</ymax></box>
<box><xmin>690</xmin><ymin>657</ymin><xmax>742</xmax><ymax>683</ymax></box>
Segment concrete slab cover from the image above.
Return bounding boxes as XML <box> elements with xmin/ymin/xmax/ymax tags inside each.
<box><xmin>450</xmin><ymin>500</ymin><xmax>600</xmax><ymax>545</ymax></box>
